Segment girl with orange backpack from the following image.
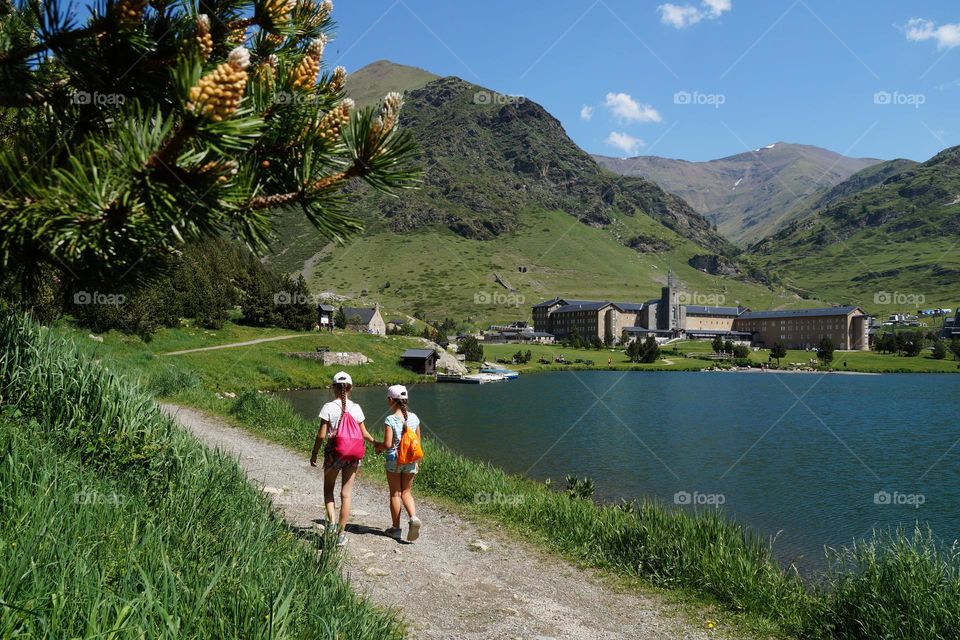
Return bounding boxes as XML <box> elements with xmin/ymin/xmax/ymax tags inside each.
<box><xmin>377</xmin><ymin>384</ymin><xmax>424</xmax><ymax>541</ymax></box>
<box><xmin>310</xmin><ymin>371</ymin><xmax>379</xmax><ymax>548</ymax></box>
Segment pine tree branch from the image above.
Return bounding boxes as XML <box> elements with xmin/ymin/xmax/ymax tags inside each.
<box><xmin>0</xmin><ymin>24</ymin><xmax>102</xmax><ymax>66</ymax></box>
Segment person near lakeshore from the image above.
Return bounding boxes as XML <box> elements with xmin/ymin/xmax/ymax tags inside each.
<box><xmin>310</xmin><ymin>371</ymin><xmax>379</xmax><ymax>547</ymax></box>
<box><xmin>377</xmin><ymin>384</ymin><xmax>423</xmax><ymax>542</ymax></box>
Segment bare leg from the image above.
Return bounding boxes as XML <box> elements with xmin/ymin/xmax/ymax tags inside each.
<box><xmin>386</xmin><ymin>471</ymin><xmax>403</xmax><ymax>529</ymax></box>
<box><xmin>337</xmin><ymin>465</ymin><xmax>358</xmax><ymax>530</ymax></box>
<box><xmin>400</xmin><ymin>473</ymin><xmax>417</xmax><ymax>520</ymax></box>
<box><xmin>323</xmin><ymin>467</ymin><xmax>339</xmax><ymax>524</ymax></box>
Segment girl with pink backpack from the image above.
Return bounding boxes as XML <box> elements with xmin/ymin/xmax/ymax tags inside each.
<box><xmin>310</xmin><ymin>371</ymin><xmax>378</xmax><ymax>547</ymax></box>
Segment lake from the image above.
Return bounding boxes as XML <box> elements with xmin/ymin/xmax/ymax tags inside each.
<box><xmin>278</xmin><ymin>371</ymin><xmax>960</xmax><ymax>573</ymax></box>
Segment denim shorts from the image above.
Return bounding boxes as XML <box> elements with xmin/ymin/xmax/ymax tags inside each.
<box><xmin>384</xmin><ymin>452</ymin><xmax>418</xmax><ymax>474</ymax></box>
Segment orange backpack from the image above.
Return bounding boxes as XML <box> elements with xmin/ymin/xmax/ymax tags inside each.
<box><xmin>397</xmin><ymin>419</ymin><xmax>424</xmax><ymax>465</ymax></box>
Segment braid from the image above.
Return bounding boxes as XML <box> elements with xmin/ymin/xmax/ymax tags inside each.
<box><xmin>398</xmin><ymin>398</ymin><xmax>409</xmax><ymax>430</ymax></box>
<box><xmin>338</xmin><ymin>384</ymin><xmax>348</xmax><ymax>416</ymax></box>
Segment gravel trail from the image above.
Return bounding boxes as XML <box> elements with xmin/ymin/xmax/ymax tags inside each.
<box><xmin>162</xmin><ymin>403</ymin><xmax>718</xmax><ymax>640</ymax></box>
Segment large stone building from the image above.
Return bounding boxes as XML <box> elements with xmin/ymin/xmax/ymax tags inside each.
<box><xmin>734</xmin><ymin>306</ymin><xmax>869</xmax><ymax>350</ymax></box>
<box><xmin>533</xmin><ymin>276</ymin><xmax>870</xmax><ymax>351</ymax></box>
<box><xmin>533</xmin><ymin>298</ymin><xmax>645</xmax><ymax>343</ymax></box>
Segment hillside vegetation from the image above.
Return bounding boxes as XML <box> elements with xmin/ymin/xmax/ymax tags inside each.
<box><xmin>595</xmin><ymin>143</ymin><xmax>881</xmax><ymax>245</ymax></box>
<box><xmin>268</xmin><ymin>63</ymin><xmax>806</xmax><ymax>320</ymax></box>
<box><xmin>746</xmin><ymin>146</ymin><xmax>960</xmax><ymax>309</ymax></box>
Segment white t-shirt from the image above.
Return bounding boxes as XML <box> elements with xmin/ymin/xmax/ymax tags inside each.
<box><xmin>319</xmin><ymin>399</ymin><xmax>366</xmax><ymax>435</ymax></box>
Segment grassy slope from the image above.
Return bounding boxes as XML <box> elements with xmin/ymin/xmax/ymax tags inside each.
<box><xmin>274</xmin><ymin>207</ymin><xmax>811</xmax><ymax>324</ymax></box>
<box><xmin>344</xmin><ymin>60</ymin><xmax>438</xmax><ymax>107</ymax></box>
<box><xmin>69</xmin><ymin>320</ymin><xmax>433</xmax><ymax>392</ymax></box>
<box><xmin>0</xmin><ymin>315</ymin><xmax>401</xmax><ymax>639</ymax></box>
<box><xmin>746</xmin><ymin>146</ymin><xmax>960</xmax><ymax>312</ymax></box>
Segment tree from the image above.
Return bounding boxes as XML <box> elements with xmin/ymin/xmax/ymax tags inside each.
<box><xmin>625</xmin><ymin>339</ymin><xmax>641</xmax><ymax>363</ymax></box>
<box><xmin>591</xmin><ymin>335</ymin><xmax>604</xmax><ymax>350</ymax></box>
<box><xmin>770</xmin><ymin>341</ymin><xmax>787</xmax><ymax>365</ymax></box>
<box><xmin>0</xmin><ymin>0</ymin><xmax>418</xmax><ymax>286</ymax></box>
<box><xmin>603</xmin><ymin>332</ymin><xmax>614</xmax><ymax>348</ymax></box>
<box><xmin>459</xmin><ymin>335</ymin><xmax>484</xmax><ymax>362</ymax></box>
<box><xmin>817</xmin><ymin>336</ymin><xmax>835</xmax><ymax>365</ymax></box>
<box><xmin>277</xmin><ymin>275</ymin><xmax>315</xmax><ymax>331</ymax></box>
<box><xmin>931</xmin><ymin>339</ymin><xmax>947</xmax><ymax>360</ymax></box>
<box><xmin>524</xmin><ymin>349</ymin><xmax>533</xmax><ymax>364</ymax></box>
<box><xmin>711</xmin><ymin>335</ymin><xmax>724</xmax><ymax>353</ymax></box>
<box><xmin>902</xmin><ymin>331</ymin><xmax>925</xmax><ymax>357</ymax></box>
<box><xmin>732</xmin><ymin>344</ymin><xmax>750</xmax><ymax>359</ymax></box>
<box><xmin>723</xmin><ymin>340</ymin><xmax>734</xmax><ymax>354</ymax></box>
<box><xmin>875</xmin><ymin>332</ymin><xmax>897</xmax><ymax>354</ymax></box>
<box><xmin>334</xmin><ymin>306</ymin><xmax>347</xmax><ymax>329</ymax></box>
<box><xmin>567</xmin><ymin>327</ymin><xmax>585</xmax><ymax>349</ymax></box>
<box><xmin>950</xmin><ymin>338</ymin><xmax>960</xmax><ymax>362</ymax></box>
<box><xmin>639</xmin><ymin>335</ymin><xmax>660</xmax><ymax>363</ymax></box>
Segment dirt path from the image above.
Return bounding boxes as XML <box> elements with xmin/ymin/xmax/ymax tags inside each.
<box><xmin>162</xmin><ymin>404</ymin><xmax>716</xmax><ymax>640</ymax></box>
<box><xmin>160</xmin><ymin>335</ymin><xmax>301</xmax><ymax>356</ymax></box>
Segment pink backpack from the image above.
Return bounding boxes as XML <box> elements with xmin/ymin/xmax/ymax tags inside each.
<box><xmin>333</xmin><ymin>406</ymin><xmax>366</xmax><ymax>463</ymax></box>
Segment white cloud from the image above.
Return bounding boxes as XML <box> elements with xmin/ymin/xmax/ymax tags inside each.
<box><xmin>606</xmin><ymin>132</ymin><xmax>645</xmax><ymax>155</ymax></box>
<box><xmin>658</xmin><ymin>0</ymin><xmax>731</xmax><ymax>29</ymax></box>
<box><xmin>905</xmin><ymin>18</ymin><xmax>960</xmax><ymax>50</ymax></box>
<box><xmin>604</xmin><ymin>92</ymin><xmax>662</xmax><ymax>124</ymax></box>
<box><xmin>580</xmin><ymin>105</ymin><xmax>594</xmax><ymax>121</ymax></box>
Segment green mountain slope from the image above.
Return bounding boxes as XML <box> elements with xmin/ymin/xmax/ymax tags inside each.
<box><xmin>266</xmin><ymin>62</ymin><xmax>805</xmax><ymax>321</ymax></box>
<box><xmin>746</xmin><ymin>147</ymin><xmax>960</xmax><ymax>309</ymax></box>
<box><xmin>594</xmin><ymin>143</ymin><xmax>882</xmax><ymax>246</ymax></box>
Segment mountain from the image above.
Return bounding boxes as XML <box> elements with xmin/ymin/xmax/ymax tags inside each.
<box><xmin>594</xmin><ymin>143</ymin><xmax>883</xmax><ymax>246</ymax></box>
<box><xmin>266</xmin><ymin>61</ymin><xmax>804</xmax><ymax>321</ymax></box>
<box><xmin>745</xmin><ymin>147</ymin><xmax>960</xmax><ymax>308</ymax></box>
<box><xmin>343</xmin><ymin>60</ymin><xmax>438</xmax><ymax>107</ymax></box>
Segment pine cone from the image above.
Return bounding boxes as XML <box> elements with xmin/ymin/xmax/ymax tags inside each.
<box><xmin>329</xmin><ymin>66</ymin><xmax>346</xmax><ymax>94</ymax></box>
<box><xmin>313</xmin><ymin>99</ymin><xmax>353</xmax><ymax>142</ymax></box>
<box><xmin>371</xmin><ymin>91</ymin><xmax>403</xmax><ymax>138</ymax></box>
<box><xmin>264</xmin><ymin>0</ymin><xmax>295</xmax><ymax>26</ymax></box>
<box><xmin>116</xmin><ymin>0</ymin><xmax>146</xmax><ymax>29</ymax></box>
<box><xmin>196</xmin><ymin>15</ymin><xmax>213</xmax><ymax>61</ymax></box>
<box><xmin>291</xmin><ymin>36</ymin><xmax>326</xmax><ymax>90</ymax></box>
<box><xmin>187</xmin><ymin>47</ymin><xmax>251</xmax><ymax>122</ymax></box>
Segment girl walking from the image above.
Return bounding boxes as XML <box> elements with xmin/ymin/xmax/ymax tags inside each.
<box><xmin>379</xmin><ymin>385</ymin><xmax>423</xmax><ymax>541</ymax></box>
<box><xmin>310</xmin><ymin>371</ymin><xmax>378</xmax><ymax>547</ymax></box>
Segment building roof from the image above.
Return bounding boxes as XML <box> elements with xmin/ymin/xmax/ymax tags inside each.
<box><xmin>622</xmin><ymin>326</ymin><xmax>672</xmax><ymax>334</ymax></box>
<box><xmin>343</xmin><ymin>307</ymin><xmax>378</xmax><ymax>324</ymax></box>
<box><xmin>686</xmin><ymin>330</ymin><xmax>754</xmax><ymax>338</ymax></box>
<box><xmin>612</xmin><ymin>302</ymin><xmax>645</xmax><ymax>312</ymax></box>
<box><xmin>387</xmin><ymin>318</ymin><xmax>406</xmax><ymax>325</ymax></box>
<box><xmin>685</xmin><ymin>305</ymin><xmax>745</xmax><ymax>317</ymax></box>
<box><xmin>550</xmin><ymin>301</ymin><xmax>612</xmax><ymax>315</ymax></box>
<box><xmin>739</xmin><ymin>306</ymin><xmax>864</xmax><ymax>320</ymax></box>
<box><xmin>401</xmin><ymin>349</ymin><xmax>436</xmax><ymax>359</ymax></box>
<box><xmin>533</xmin><ymin>297</ymin><xmax>603</xmax><ymax>309</ymax></box>
<box><xmin>318</xmin><ymin>304</ymin><xmax>335</xmax><ymax>312</ymax></box>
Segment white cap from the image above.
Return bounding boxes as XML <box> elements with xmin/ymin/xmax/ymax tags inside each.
<box><xmin>333</xmin><ymin>371</ymin><xmax>352</xmax><ymax>386</ymax></box>
<box><xmin>387</xmin><ymin>384</ymin><xmax>408</xmax><ymax>400</ymax></box>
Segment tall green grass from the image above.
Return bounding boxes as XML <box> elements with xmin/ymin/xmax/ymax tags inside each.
<box><xmin>0</xmin><ymin>313</ymin><xmax>401</xmax><ymax>639</ymax></box>
<box><xmin>217</xmin><ymin>386</ymin><xmax>960</xmax><ymax>639</ymax></box>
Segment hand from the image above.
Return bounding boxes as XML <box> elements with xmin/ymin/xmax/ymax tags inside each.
<box><xmin>310</xmin><ymin>457</ymin><xmax>317</xmax><ymax>467</ymax></box>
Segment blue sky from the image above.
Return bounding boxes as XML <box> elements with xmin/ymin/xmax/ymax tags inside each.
<box><xmin>326</xmin><ymin>0</ymin><xmax>960</xmax><ymax>162</ymax></box>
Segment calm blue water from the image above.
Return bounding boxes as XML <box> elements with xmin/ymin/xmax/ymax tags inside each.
<box><xmin>279</xmin><ymin>371</ymin><xmax>960</xmax><ymax>572</ymax></box>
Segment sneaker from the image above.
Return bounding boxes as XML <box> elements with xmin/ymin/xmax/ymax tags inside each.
<box><xmin>407</xmin><ymin>517</ymin><xmax>421</xmax><ymax>542</ymax></box>
<box><xmin>336</xmin><ymin>532</ymin><xmax>348</xmax><ymax>547</ymax></box>
<box><xmin>385</xmin><ymin>527</ymin><xmax>402</xmax><ymax>540</ymax></box>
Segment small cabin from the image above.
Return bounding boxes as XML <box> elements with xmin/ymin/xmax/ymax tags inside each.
<box><xmin>400</xmin><ymin>348</ymin><xmax>438</xmax><ymax>375</ymax></box>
